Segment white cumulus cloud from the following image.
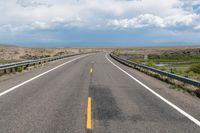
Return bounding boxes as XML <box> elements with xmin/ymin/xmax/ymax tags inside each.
<box><xmin>16</xmin><ymin>0</ymin><xmax>52</xmax><ymax>8</ymax></box>
<box><xmin>0</xmin><ymin>0</ymin><xmax>200</xmax><ymax>32</ymax></box>
<box><xmin>108</xmin><ymin>14</ymin><xmax>199</xmax><ymax>29</ymax></box>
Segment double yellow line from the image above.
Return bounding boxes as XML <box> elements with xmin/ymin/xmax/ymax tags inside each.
<box><xmin>87</xmin><ymin>97</ymin><xmax>92</xmax><ymax>129</ymax></box>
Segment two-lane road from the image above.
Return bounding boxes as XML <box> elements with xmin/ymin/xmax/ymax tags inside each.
<box><xmin>0</xmin><ymin>53</ymin><xmax>199</xmax><ymax>133</ymax></box>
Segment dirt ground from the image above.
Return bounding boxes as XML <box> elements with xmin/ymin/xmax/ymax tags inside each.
<box><xmin>0</xmin><ymin>44</ymin><xmax>103</xmax><ymax>61</ymax></box>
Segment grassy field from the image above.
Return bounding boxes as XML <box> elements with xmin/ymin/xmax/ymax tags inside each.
<box><xmin>114</xmin><ymin>46</ymin><xmax>200</xmax><ymax>81</ymax></box>
<box><xmin>130</xmin><ymin>54</ymin><xmax>200</xmax><ymax>81</ymax></box>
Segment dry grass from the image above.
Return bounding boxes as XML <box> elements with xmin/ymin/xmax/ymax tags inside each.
<box><xmin>0</xmin><ymin>44</ymin><xmax>103</xmax><ymax>63</ymax></box>
<box><xmin>116</xmin><ymin>45</ymin><xmax>200</xmax><ymax>55</ymax></box>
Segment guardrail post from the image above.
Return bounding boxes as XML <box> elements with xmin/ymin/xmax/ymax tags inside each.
<box><xmin>14</xmin><ymin>67</ymin><xmax>18</xmax><ymax>72</ymax></box>
<box><xmin>3</xmin><ymin>69</ymin><xmax>6</xmax><ymax>75</ymax></box>
<box><xmin>11</xmin><ymin>67</ymin><xmax>16</xmax><ymax>73</ymax></box>
<box><xmin>5</xmin><ymin>68</ymin><xmax>10</xmax><ymax>74</ymax></box>
<box><xmin>0</xmin><ymin>69</ymin><xmax>4</xmax><ymax>76</ymax></box>
<box><xmin>24</xmin><ymin>64</ymin><xmax>29</xmax><ymax>70</ymax></box>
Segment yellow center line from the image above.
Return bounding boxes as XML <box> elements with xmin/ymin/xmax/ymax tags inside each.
<box><xmin>87</xmin><ymin>97</ymin><xmax>92</xmax><ymax>129</ymax></box>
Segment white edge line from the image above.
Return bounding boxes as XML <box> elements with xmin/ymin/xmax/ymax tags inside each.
<box><xmin>0</xmin><ymin>54</ymin><xmax>89</xmax><ymax>97</ymax></box>
<box><xmin>105</xmin><ymin>54</ymin><xmax>200</xmax><ymax>127</ymax></box>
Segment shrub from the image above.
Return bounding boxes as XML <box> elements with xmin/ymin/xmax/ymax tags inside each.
<box><xmin>17</xmin><ymin>66</ymin><xmax>24</xmax><ymax>72</ymax></box>
<box><xmin>146</xmin><ymin>61</ymin><xmax>156</xmax><ymax>67</ymax></box>
<box><xmin>160</xmin><ymin>67</ymin><xmax>167</xmax><ymax>71</ymax></box>
<box><xmin>195</xmin><ymin>89</ymin><xmax>200</xmax><ymax>98</ymax></box>
<box><xmin>189</xmin><ymin>64</ymin><xmax>200</xmax><ymax>74</ymax></box>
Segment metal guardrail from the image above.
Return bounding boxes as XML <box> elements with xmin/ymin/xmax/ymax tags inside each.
<box><xmin>0</xmin><ymin>53</ymin><xmax>90</xmax><ymax>72</ymax></box>
<box><xmin>110</xmin><ymin>53</ymin><xmax>200</xmax><ymax>88</ymax></box>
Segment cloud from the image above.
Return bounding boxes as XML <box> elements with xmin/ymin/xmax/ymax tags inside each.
<box><xmin>31</xmin><ymin>21</ymin><xmax>50</xmax><ymax>29</ymax></box>
<box><xmin>194</xmin><ymin>25</ymin><xmax>200</xmax><ymax>30</ymax></box>
<box><xmin>16</xmin><ymin>0</ymin><xmax>52</xmax><ymax>8</ymax></box>
<box><xmin>180</xmin><ymin>0</ymin><xmax>200</xmax><ymax>12</ymax></box>
<box><xmin>1</xmin><ymin>0</ymin><xmax>200</xmax><ymax>31</ymax></box>
<box><xmin>108</xmin><ymin>14</ymin><xmax>165</xmax><ymax>28</ymax></box>
<box><xmin>0</xmin><ymin>16</ymin><xmax>83</xmax><ymax>34</ymax></box>
<box><xmin>192</xmin><ymin>4</ymin><xmax>200</xmax><ymax>14</ymax></box>
<box><xmin>0</xmin><ymin>24</ymin><xmax>34</xmax><ymax>34</ymax></box>
<box><xmin>107</xmin><ymin>14</ymin><xmax>199</xmax><ymax>29</ymax></box>
<box><xmin>0</xmin><ymin>0</ymin><xmax>200</xmax><ymax>46</ymax></box>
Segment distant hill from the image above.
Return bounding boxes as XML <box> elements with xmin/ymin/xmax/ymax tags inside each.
<box><xmin>0</xmin><ymin>44</ymin><xmax>18</xmax><ymax>47</ymax></box>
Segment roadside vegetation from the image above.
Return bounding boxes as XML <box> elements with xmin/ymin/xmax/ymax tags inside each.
<box><xmin>130</xmin><ymin>53</ymin><xmax>200</xmax><ymax>81</ymax></box>
<box><xmin>114</xmin><ymin>47</ymin><xmax>200</xmax><ymax>97</ymax></box>
<box><xmin>0</xmin><ymin>59</ymin><xmax>17</xmax><ymax>64</ymax></box>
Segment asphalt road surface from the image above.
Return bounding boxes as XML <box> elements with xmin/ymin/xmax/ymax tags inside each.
<box><xmin>0</xmin><ymin>53</ymin><xmax>199</xmax><ymax>133</ymax></box>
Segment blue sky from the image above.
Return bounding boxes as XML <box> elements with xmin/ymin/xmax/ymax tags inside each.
<box><xmin>0</xmin><ymin>0</ymin><xmax>200</xmax><ymax>47</ymax></box>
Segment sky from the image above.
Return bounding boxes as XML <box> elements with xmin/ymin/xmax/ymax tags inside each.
<box><xmin>0</xmin><ymin>0</ymin><xmax>200</xmax><ymax>47</ymax></box>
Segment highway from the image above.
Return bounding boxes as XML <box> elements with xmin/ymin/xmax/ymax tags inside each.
<box><xmin>0</xmin><ymin>53</ymin><xmax>199</xmax><ymax>133</ymax></box>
